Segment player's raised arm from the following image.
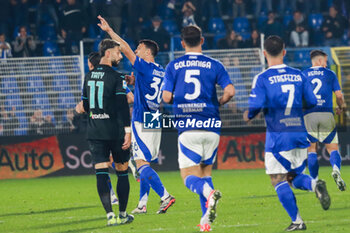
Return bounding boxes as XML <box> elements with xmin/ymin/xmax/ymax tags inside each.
<box><xmin>97</xmin><ymin>15</ymin><xmax>136</xmax><ymax>65</ymax></box>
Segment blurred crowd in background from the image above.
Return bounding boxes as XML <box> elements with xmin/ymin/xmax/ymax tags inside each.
<box><xmin>0</xmin><ymin>0</ymin><xmax>349</xmax><ymax>58</ymax></box>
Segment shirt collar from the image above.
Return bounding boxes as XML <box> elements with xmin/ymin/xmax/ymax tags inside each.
<box><xmin>185</xmin><ymin>52</ymin><xmax>203</xmax><ymax>55</ymax></box>
<box><xmin>268</xmin><ymin>64</ymin><xmax>287</xmax><ymax>69</ymax></box>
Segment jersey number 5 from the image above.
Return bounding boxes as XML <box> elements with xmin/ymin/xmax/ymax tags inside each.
<box><xmin>185</xmin><ymin>69</ymin><xmax>201</xmax><ymax>100</ymax></box>
<box><xmin>281</xmin><ymin>84</ymin><xmax>295</xmax><ymax>116</ymax></box>
<box><xmin>88</xmin><ymin>80</ymin><xmax>104</xmax><ymax>109</ymax></box>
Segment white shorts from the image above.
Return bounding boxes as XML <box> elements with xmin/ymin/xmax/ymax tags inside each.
<box><xmin>178</xmin><ymin>130</ymin><xmax>220</xmax><ymax>169</ymax></box>
<box><xmin>265</xmin><ymin>148</ymin><xmax>307</xmax><ymax>175</ymax></box>
<box><xmin>132</xmin><ymin>121</ymin><xmax>161</xmax><ymax>163</ymax></box>
<box><xmin>304</xmin><ymin>112</ymin><xmax>338</xmax><ymax>144</ymax></box>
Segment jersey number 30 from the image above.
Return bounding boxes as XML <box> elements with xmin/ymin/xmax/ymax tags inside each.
<box><xmin>146</xmin><ymin>77</ymin><xmax>163</xmax><ymax>103</ymax></box>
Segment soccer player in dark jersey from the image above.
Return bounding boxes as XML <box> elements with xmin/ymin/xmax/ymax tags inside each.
<box><xmin>77</xmin><ymin>51</ymin><xmax>137</xmax><ymax>206</ymax></box>
<box><xmin>81</xmin><ymin>39</ymin><xmax>134</xmax><ymax>226</ymax></box>
<box><xmin>98</xmin><ymin>15</ymin><xmax>175</xmax><ymax>215</ymax></box>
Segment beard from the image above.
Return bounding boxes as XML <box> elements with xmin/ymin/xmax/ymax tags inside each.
<box><xmin>112</xmin><ymin>59</ymin><xmax>121</xmax><ymax>67</ymax></box>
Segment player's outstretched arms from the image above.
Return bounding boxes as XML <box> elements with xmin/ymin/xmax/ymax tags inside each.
<box><xmin>219</xmin><ymin>84</ymin><xmax>235</xmax><ymax>106</ymax></box>
<box><xmin>162</xmin><ymin>90</ymin><xmax>173</xmax><ymax>104</ymax></box>
<box><xmin>97</xmin><ymin>15</ymin><xmax>136</xmax><ymax>65</ymax></box>
<box><xmin>335</xmin><ymin>90</ymin><xmax>346</xmax><ymax>115</ymax></box>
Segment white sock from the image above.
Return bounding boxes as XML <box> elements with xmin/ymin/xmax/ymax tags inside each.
<box><xmin>161</xmin><ymin>189</ymin><xmax>170</xmax><ymax>201</ymax></box>
<box><xmin>333</xmin><ymin>165</ymin><xmax>340</xmax><ymax>173</ymax></box>
<box><xmin>138</xmin><ymin>193</ymin><xmax>149</xmax><ymax>207</ymax></box>
<box><xmin>311</xmin><ymin>179</ymin><xmax>317</xmax><ymax>192</ymax></box>
<box><xmin>107</xmin><ymin>212</ymin><xmax>115</xmax><ymax>219</ymax></box>
<box><xmin>119</xmin><ymin>211</ymin><xmax>126</xmax><ymax>217</ymax></box>
<box><xmin>202</xmin><ymin>182</ymin><xmax>213</xmax><ymax>199</ymax></box>
<box><xmin>293</xmin><ymin>212</ymin><xmax>303</xmax><ymax>224</ymax></box>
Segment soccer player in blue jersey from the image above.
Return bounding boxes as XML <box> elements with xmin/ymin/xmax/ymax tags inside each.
<box><xmin>244</xmin><ymin>36</ymin><xmax>331</xmax><ymax>231</ymax></box>
<box><xmin>303</xmin><ymin>50</ymin><xmax>346</xmax><ymax>191</ymax></box>
<box><xmin>98</xmin><ymin>15</ymin><xmax>175</xmax><ymax>214</ymax></box>
<box><xmin>163</xmin><ymin>25</ymin><xmax>235</xmax><ymax>232</ymax></box>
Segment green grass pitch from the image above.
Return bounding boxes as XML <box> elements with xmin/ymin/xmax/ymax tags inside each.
<box><xmin>1</xmin><ymin>167</ymin><xmax>350</xmax><ymax>233</ymax></box>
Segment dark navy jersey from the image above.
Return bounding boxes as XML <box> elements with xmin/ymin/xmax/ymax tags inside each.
<box><xmin>163</xmin><ymin>52</ymin><xmax>232</xmax><ymax>134</ymax></box>
<box><xmin>82</xmin><ymin>64</ymin><xmax>127</xmax><ymax>140</ymax></box>
<box><xmin>302</xmin><ymin>66</ymin><xmax>341</xmax><ymax>114</ymax></box>
<box><xmin>248</xmin><ymin>64</ymin><xmax>317</xmax><ymax>153</ymax></box>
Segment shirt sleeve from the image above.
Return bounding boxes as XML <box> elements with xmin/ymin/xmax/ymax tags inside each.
<box><xmin>115</xmin><ymin>74</ymin><xmax>127</xmax><ymax>95</ymax></box>
<box><xmin>302</xmin><ymin>73</ymin><xmax>317</xmax><ymax>108</ymax></box>
<box><xmin>248</xmin><ymin>75</ymin><xmax>266</xmax><ymax>119</ymax></box>
<box><xmin>216</xmin><ymin>62</ymin><xmax>232</xmax><ymax>89</ymax></box>
<box><xmin>133</xmin><ymin>56</ymin><xmax>149</xmax><ymax>75</ymax></box>
<box><xmin>81</xmin><ymin>76</ymin><xmax>89</xmax><ymax>112</ymax></box>
<box><xmin>162</xmin><ymin>63</ymin><xmax>175</xmax><ymax>93</ymax></box>
<box><xmin>331</xmin><ymin>71</ymin><xmax>341</xmax><ymax>92</ymax></box>
<box><xmin>126</xmin><ymin>86</ymin><xmax>131</xmax><ymax>94</ymax></box>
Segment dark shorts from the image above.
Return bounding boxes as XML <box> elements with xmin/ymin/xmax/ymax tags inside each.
<box><xmin>88</xmin><ymin>139</ymin><xmax>130</xmax><ymax>165</ymax></box>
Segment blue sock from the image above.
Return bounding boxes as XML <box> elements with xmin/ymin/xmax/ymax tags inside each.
<box><xmin>330</xmin><ymin>150</ymin><xmax>341</xmax><ymax>170</ymax></box>
<box><xmin>199</xmin><ymin>176</ymin><xmax>214</xmax><ymax>216</ymax></box>
<box><xmin>308</xmin><ymin>152</ymin><xmax>319</xmax><ymax>179</ymax></box>
<box><xmin>185</xmin><ymin>175</ymin><xmax>212</xmax><ymax>198</ymax></box>
<box><xmin>275</xmin><ymin>181</ymin><xmax>299</xmax><ymax>222</ymax></box>
<box><xmin>203</xmin><ymin>176</ymin><xmax>214</xmax><ymax>189</ymax></box>
<box><xmin>139</xmin><ymin>165</ymin><xmax>167</xmax><ymax>199</ymax></box>
<box><xmin>292</xmin><ymin>174</ymin><xmax>313</xmax><ymax>191</ymax></box>
<box><xmin>138</xmin><ymin>174</ymin><xmax>150</xmax><ymax>207</ymax></box>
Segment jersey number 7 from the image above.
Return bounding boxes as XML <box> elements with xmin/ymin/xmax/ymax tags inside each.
<box><xmin>281</xmin><ymin>84</ymin><xmax>295</xmax><ymax>116</ymax></box>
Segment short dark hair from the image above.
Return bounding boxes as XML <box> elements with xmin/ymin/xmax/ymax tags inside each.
<box><xmin>310</xmin><ymin>49</ymin><xmax>327</xmax><ymax>60</ymax></box>
<box><xmin>139</xmin><ymin>39</ymin><xmax>159</xmax><ymax>57</ymax></box>
<box><xmin>181</xmin><ymin>25</ymin><xmax>202</xmax><ymax>47</ymax></box>
<box><xmin>264</xmin><ymin>35</ymin><xmax>285</xmax><ymax>57</ymax></box>
<box><xmin>98</xmin><ymin>39</ymin><xmax>120</xmax><ymax>57</ymax></box>
<box><xmin>88</xmin><ymin>52</ymin><xmax>100</xmax><ymax>67</ymax></box>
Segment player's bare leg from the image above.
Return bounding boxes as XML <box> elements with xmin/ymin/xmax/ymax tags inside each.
<box><xmin>326</xmin><ymin>143</ymin><xmax>346</xmax><ymax>191</ymax></box>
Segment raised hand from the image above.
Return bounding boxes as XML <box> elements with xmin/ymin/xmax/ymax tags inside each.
<box><xmin>125</xmin><ymin>72</ymin><xmax>135</xmax><ymax>85</ymax></box>
<box><xmin>97</xmin><ymin>15</ymin><xmax>112</xmax><ymax>32</ymax></box>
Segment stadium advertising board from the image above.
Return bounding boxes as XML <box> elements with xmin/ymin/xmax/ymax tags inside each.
<box><xmin>0</xmin><ymin>136</ymin><xmax>64</xmax><ymax>179</ymax></box>
<box><xmin>217</xmin><ymin>133</ymin><xmax>266</xmax><ymax>170</ymax></box>
<box><xmin>1</xmin><ymin>128</ymin><xmax>350</xmax><ymax>179</ymax></box>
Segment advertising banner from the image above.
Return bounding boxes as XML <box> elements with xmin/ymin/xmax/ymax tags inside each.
<box><xmin>0</xmin><ymin>136</ymin><xmax>64</xmax><ymax>179</ymax></box>
<box><xmin>1</xmin><ymin>127</ymin><xmax>350</xmax><ymax>179</ymax></box>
